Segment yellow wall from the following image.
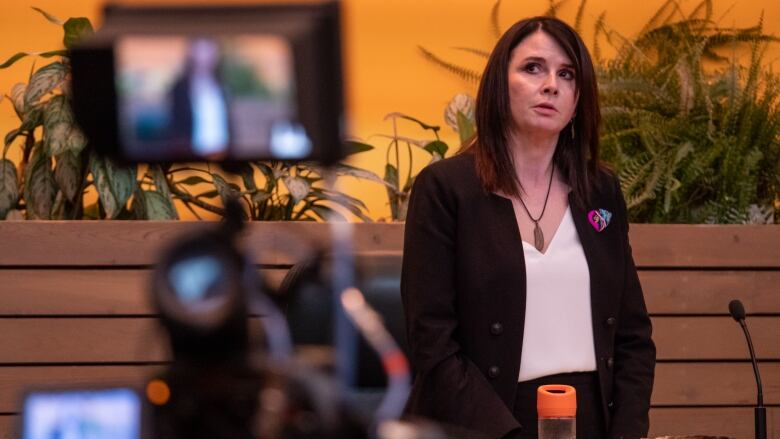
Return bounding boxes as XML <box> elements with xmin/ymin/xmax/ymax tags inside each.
<box><xmin>2</xmin><ymin>0</ymin><xmax>779</xmax><ymax>220</ymax></box>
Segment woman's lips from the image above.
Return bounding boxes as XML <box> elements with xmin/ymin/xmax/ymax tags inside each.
<box><xmin>532</xmin><ymin>103</ymin><xmax>558</xmax><ymax>115</ymax></box>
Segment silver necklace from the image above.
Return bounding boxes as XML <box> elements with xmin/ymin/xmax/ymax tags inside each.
<box><xmin>517</xmin><ymin>166</ymin><xmax>555</xmax><ymax>252</ymax></box>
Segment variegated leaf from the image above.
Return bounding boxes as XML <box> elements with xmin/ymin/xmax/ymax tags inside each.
<box><xmin>24</xmin><ymin>62</ymin><xmax>67</xmax><ymax>112</ymax></box>
<box><xmin>151</xmin><ymin>165</ymin><xmax>173</xmax><ymax>200</ymax></box>
<box><xmin>444</xmin><ymin>94</ymin><xmax>475</xmax><ymax>132</ymax></box>
<box><xmin>142</xmin><ymin>190</ymin><xmax>177</xmax><ymax>220</ymax></box>
<box><xmin>23</xmin><ymin>147</ymin><xmax>56</xmax><ymax>219</ymax></box>
<box><xmin>54</xmin><ymin>151</ymin><xmax>82</xmax><ymax>202</ymax></box>
<box><xmin>10</xmin><ymin>83</ymin><xmax>26</xmax><ymax>116</ymax></box>
<box><xmin>66</xmin><ymin>126</ymin><xmax>86</xmax><ymax>154</ymax></box>
<box><xmin>90</xmin><ymin>153</ymin><xmax>135</xmax><ymax>218</ymax></box>
<box><xmin>43</xmin><ymin>95</ymin><xmax>76</xmax><ymax>156</ymax></box>
<box><xmin>283</xmin><ymin>176</ymin><xmax>311</xmax><ymax>203</ymax></box>
<box><xmin>0</xmin><ymin>159</ymin><xmax>19</xmax><ymax>219</ymax></box>
<box><xmin>50</xmin><ymin>190</ymin><xmax>66</xmax><ymax>219</ymax></box>
<box><xmin>334</xmin><ymin>164</ymin><xmax>394</xmax><ymax>189</ymax></box>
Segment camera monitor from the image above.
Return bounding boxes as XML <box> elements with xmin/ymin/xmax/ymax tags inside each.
<box><xmin>70</xmin><ymin>1</ymin><xmax>344</xmax><ymax>164</ymax></box>
<box><xmin>21</xmin><ymin>387</ymin><xmax>144</xmax><ymax>439</ymax></box>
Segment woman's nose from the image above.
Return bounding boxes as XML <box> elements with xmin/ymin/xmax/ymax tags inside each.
<box><xmin>542</xmin><ymin>74</ymin><xmax>559</xmax><ymax>95</ymax></box>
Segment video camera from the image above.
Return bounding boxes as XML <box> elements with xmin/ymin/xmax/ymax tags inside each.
<box><xmin>19</xmin><ymin>2</ymin><xmax>449</xmax><ymax>439</ymax></box>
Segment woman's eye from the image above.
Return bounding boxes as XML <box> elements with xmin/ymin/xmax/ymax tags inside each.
<box><xmin>559</xmin><ymin>70</ymin><xmax>575</xmax><ymax>80</ymax></box>
<box><xmin>524</xmin><ymin>63</ymin><xmax>541</xmax><ymax>73</ymax></box>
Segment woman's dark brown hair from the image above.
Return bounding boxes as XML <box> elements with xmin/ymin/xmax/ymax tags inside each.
<box><xmin>463</xmin><ymin>16</ymin><xmax>603</xmax><ymax>208</ymax></box>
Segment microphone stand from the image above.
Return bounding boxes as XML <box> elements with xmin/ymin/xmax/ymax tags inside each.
<box><xmin>731</xmin><ymin>300</ymin><xmax>767</xmax><ymax>439</ymax></box>
<box><xmin>738</xmin><ymin>318</ymin><xmax>767</xmax><ymax>439</ymax></box>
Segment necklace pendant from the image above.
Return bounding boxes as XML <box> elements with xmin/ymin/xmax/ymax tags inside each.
<box><xmin>533</xmin><ymin>222</ymin><xmax>544</xmax><ymax>252</ymax></box>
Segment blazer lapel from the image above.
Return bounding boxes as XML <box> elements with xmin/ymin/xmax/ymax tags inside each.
<box><xmin>568</xmin><ymin>192</ymin><xmax>622</xmax><ymax>352</ymax></box>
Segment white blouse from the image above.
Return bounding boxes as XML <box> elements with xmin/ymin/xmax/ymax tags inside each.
<box><xmin>517</xmin><ymin>206</ymin><xmax>597</xmax><ymax>382</ymax></box>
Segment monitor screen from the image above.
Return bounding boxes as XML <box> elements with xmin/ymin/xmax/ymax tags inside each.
<box><xmin>22</xmin><ymin>388</ymin><xmax>142</xmax><ymax>439</ymax></box>
<box><xmin>115</xmin><ymin>34</ymin><xmax>311</xmax><ymax>161</ymax></box>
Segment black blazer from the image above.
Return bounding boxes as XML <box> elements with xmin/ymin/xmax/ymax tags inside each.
<box><xmin>401</xmin><ymin>153</ymin><xmax>655</xmax><ymax>439</ymax></box>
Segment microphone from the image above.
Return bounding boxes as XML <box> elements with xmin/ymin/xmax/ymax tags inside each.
<box><xmin>729</xmin><ymin>299</ymin><xmax>766</xmax><ymax>439</ymax></box>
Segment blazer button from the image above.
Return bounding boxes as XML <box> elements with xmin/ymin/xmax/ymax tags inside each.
<box><xmin>490</xmin><ymin>322</ymin><xmax>504</xmax><ymax>335</ymax></box>
<box><xmin>606</xmin><ymin>357</ymin><xmax>614</xmax><ymax>369</ymax></box>
<box><xmin>606</xmin><ymin>317</ymin><xmax>616</xmax><ymax>326</ymax></box>
<box><xmin>488</xmin><ymin>366</ymin><xmax>500</xmax><ymax>379</ymax></box>
<box><xmin>608</xmin><ymin>401</ymin><xmax>614</xmax><ymax>410</ymax></box>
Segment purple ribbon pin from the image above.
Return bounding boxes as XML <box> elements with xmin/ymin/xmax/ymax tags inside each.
<box><xmin>587</xmin><ymin>209</ymin><xmax>612</xmax><ymax>232</ymax></box>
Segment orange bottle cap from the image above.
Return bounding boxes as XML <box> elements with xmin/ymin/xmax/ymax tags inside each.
<box><xmin>537</xmin><ymin>384</ymin><xmax>576</xmax><ymax>418</ymax></box>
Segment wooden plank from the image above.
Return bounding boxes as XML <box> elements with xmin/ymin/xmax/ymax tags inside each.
<box><xmin>0</xmin><ymin>318</ymin><xmax>272</xmax><ymax>363</ymax></box>
<box><xmin>1</xmin><ymin>222</ymin><xmax>777</xmax><ymax>267</ymax></box>
<box><xmin>653</xmin><ymin>317</ymin><xmax>780</xmax><ymax>360</ymax></box>
<box><xmin>0</xmin><ymin>222</ymin><xmax>405</xmax><ymax>266</ymax></box>
<box><xmin>0</xmin><ymin>416</ymin><xmax>16</xmax><ymax>439</ymax></box>
<box><xmin>0</xmin><ymin>365</ymin><xmax>159</xmax><ymax>413</ymax></box>
<box><xmin>630</xmin><ymin>225</ymin><xmax>780</xmax><ymax>268</ymax></box>
<box><xmin>0</xmin><ymin>270</ymin><xmax>153</xmax><ymax>315</ymax></box>
<box><xmin>648</xmin><ymin>406</ymin><xmax>779</xmax><ymax>438</ymax></box>
<box><xmin>653</xmin><ymin>362</ymin><xmax>780</xmax><ymax>405</ymax></box>
<box><xmin>0</xmin><ymin>268</ymin><xmax>289</xmax><ymax>315</ymax></box>
<box><xmin>0</xmin><ymin>318</ymin><xmax>169</xmax><ymax>363</ymax></box>
<box><xmin>642</xmin><ymin>271</ymin><xmax>780</xmax><ymax>314</ymax></box>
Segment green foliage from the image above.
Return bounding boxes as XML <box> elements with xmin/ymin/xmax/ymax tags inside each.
<box><xmin>351</xmin><ymin>94</ymin><xmax>476</xmax><ymax>221</ymax></box>
<box><xmin>356</xmin><ymin>112</ymin><xmax>455</xmax><ymax>221</ymax></box>
<box><xmin>421</xmin><ymin>0</ymin><xmax>780</xmax><ymax>223</ymax></box>
<box><xmin>1</xmin><ymin>8</ymin><xmax>381</xmax><ymax>221</ymax></box>
<box><xmin>598</xmin><ymin>1</ymin><xmax>780</xmax><ymax>223</ymax></box>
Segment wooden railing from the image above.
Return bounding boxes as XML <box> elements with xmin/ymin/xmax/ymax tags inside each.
<box><xmin>0</xmin><ymin>222</ymin><xmax>777</xmax><ymax>438</ymax></box>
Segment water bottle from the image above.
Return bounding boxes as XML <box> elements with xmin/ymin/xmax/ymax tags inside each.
<box><xmin>537</xmin><ymin>384</ymin><xmax>576</xmax><ymax>439</ymax></box>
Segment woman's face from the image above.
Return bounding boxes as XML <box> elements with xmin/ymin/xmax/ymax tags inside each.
<box><xmin>507</xmin><ymin>30</ymin><xmax>578</xmax><ymax>138</ymax></box>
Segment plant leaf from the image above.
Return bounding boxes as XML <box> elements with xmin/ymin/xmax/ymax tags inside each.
<box><xmin>418</xmin><ymin>46</ymin><xmax>482</xmax><ymax>83</ymax></box>
<box><xmin>24</xmin><ymin>62</ymin><xmax>67</xmax><ymax>112</ymax></box>
<box><xmin>90</xmin><ymin>153</ymin><xmax>135</xmax><ymax>219</ymax></box>
<box><xmin>423</xmin><ymin>140</ymin><xmax>449</xmax><ymax>157</ymax></box>
<box><xmin>211</xmin><ymin>173</ymin><xmax>239</xmax><ymax>206</ymax></box>
<box><xmin>63</xmin><ymin>17</ymin><xmax>94</xmax><ymax>49</ymax></box>
<box><xmin>0</xmin><ymin>53</ymin><xmax>31</xmax><ymax>70</ymax></box>
<box><xmin>0</xmin><ymin>159</ymin><xmax>19</xmax><ymax>219</ymax></box>
<box><xmin>252</xmin><ymin>190</ymin><xmax>272</xmax><ymax>204</ymax></box>
<box><xmin>141</xmin><ymin>190</ymin><xmax>177</xmax><ymax>220</ymax></box>
<box><xmin>31</xmin><ymin>7</ymin><xmax>63</xmax><ymax>25</ymax></box>
<box><xmin>150</xmin><ymin>165</ymin><xmax>173</xmax><ymax>201</ymax></box>
<box><xmin>23</xmin><ymin>146</ymin><xmax>56</xmax><ymax>219</ymax></box>
<box><xmin>384</xmin><ymin>112</ymin><xmax>441</xmax><ymax>132</ymax></box>
<box><xmin>333</xmin><ymin>163</ymin><xmax>394</xmax><ymax>188</ymax></box>
<box><xmin>0</xmin><ymin>50</ymin><xmax>64</xmax><ymax>70</ymax></box>
<box><xmin>10</xmin><ymin>83</ymin><xmax>26</xmax><ymax>116</ymax></box>
<box><xmin>490</xmin><ymin>0</ymin><xmax>502</xmax><ymax>38</ymax></box>
<box><xmin>43</xmin><ymin>95</ymin><xmax>77</xmax><ymax>156</ymax></box>
<box><xmin>456</xmin><ymin>111</ymin><xmax>476</xmax><ymax>145</ymax></box>
<box><xmin>54</xmin><ymin>151</ymin><xmax>82</xmax><ymax>202</ymax></box>
<box><xmin>344</xmin><ymin>140</ymin><xmax>374</xmax><ymax>156</ymax></box>
<box><xmin>177</xmin><ymin>175</ymin><xmax>210</xmax><ymax>186</ymax></box>
<box><xmin>310</xmin><ymin>204</ymin><xmax>348</xmax><ymax>222</ymax></box>
<box><xmin>234</xmin><ymin>163</ymin><xmax>257</xmax><ymax>192</ymax></box>
<box><xmin>196</xmin><ymin>190</ymin><xmax>220</xmax><ymax>199</ymax></box>
<box><xmin>4</xmin><ymin>129</ymin><xmax>22</xmax><ymax>156</ymax></box>
<box><xmin>384</xmin><ymin>163</ymin><xmax>400</xmax><ymax>220</ymax></box>
<box><xmin>282</xmin><ymin>175</ymin><xmax>311</xmax><ymax>204</ymax></box>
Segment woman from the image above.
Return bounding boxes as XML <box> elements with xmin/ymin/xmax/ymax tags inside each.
<box><xmin>168</xmin><ymin>37</ymin><xmax>231</xmax><ymax>158</ymax></box>
<box><xmin>401</xmin><ymin>16</ymin><xmax>655</xmax><ymax>439</ymax></box>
